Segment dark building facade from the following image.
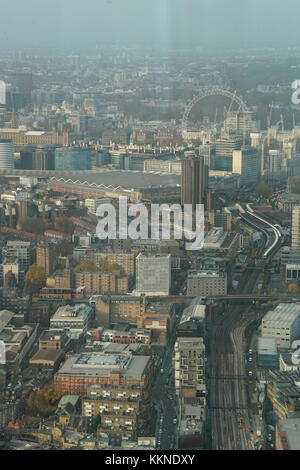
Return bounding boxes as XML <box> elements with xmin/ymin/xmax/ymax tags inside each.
<box><xmin>20</xmin><ymin>144</ymin><xmax>56</xmax><ymax>170</ymax></box>
<box><xmin>181</xmin><ymin>154</ymin><xmax>208</xmax><ymax>209</ymax></box>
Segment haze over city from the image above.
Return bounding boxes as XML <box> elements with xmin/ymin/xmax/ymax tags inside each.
<box><xmin>0</xmin><ymin>0</ymin><xmax>300</xmax><ymax>458</ymax></box>
<box><xmin>1</xmin><ymin>0</ymin><xmax>300</xmax><ymax>51</ymax></box>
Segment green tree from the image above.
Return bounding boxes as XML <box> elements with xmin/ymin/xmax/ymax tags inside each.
<box><xmin>45</xmin><ymin>385</ymin><xmax>63</xmax><ymax>406</ymax></box>
<box><xmin>25</xmin><ymin>264</ymin><xmax>45</xmax><ymax>291</ymax></box>
<box><xmin>287</xmin><ymin>283</ymin><xmax>299</xmax><ymax>294</ymax></box>
<box><xmin>74</xmin><ymin>260</ymin><xmax>99</xmax><ymax>272</ymax></box>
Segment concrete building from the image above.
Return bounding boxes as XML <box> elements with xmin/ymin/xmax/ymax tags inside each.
<box><xmin>54</xmin><ymin>352</ymin><xmax>153</xmax><ymax>395</ymax></box>
<box><xmin>36</xmin><ymin>243</ymin><xmax>55</xmax><ymax>276</ymax></box>
<box><xmin>262</xmin><ymin>303</ymin><xmax>300</xmax><ymax>348</ymax></box>
<box><xmin>174</xmin><ymin>337</ymin><xmax>206</xmax><ymax>396</ymax></box>
<box><xmin>276</xmin><ymin>418</ymin><xmax>300</xmax><ymax>450</ymax></box>
<box><xmin>55</xmin><ymin>147</ymin><xmax>91</xmax><ymax>171</ymax></box>
<box><xmin>203</xmin><ymin>227</ymin><xmax>239</xmax><ymax>255</ymax></box>
<box><xmin>135</xmin><ymin>253</ymin><xmax>171</xmax><ymax>296</ymax></box>
<box><xmin>285</xmin><ymin>263</ymin><xmax>300</xmax><ymax>282</ymax></box>
<box><xmin>257</xmin><ymin>337</ymin><xmax>278</xmax><ymax>369</ymax></box>
<box><xmin>4</xmin><ymin>241</ymin><xmax>32</xmax><ymax>272</ymax></box>
<box><xmin>96</xmin><ymin>294</ymin><xmax>146</xmax><ymax>328</ymax></box>
<box><xmin>144</xmin><ymin>158</ymin><xmax>181</xmax><ymax>175</ymax></box>
<box><xmin>50</xmin><ymin>304</ymin><xmax>93</xmax><ymax>333</ymax></box>
<box><xmin>0</xmin><ymin>309</ymin><xmax>38</xmax><ymax>371</ymax></box>
<box><xmin>186</xmin><ymin>270</ymin><xmax>227</xmax><ymax>296</ymax></box>
<box><xmin>224</xmin><ymin>111</ymin><xmax>260</xmax><ymax>136</ymax></box>
<box><xmin>0</xmin><ymin>128</ymin><xmax>68</xmax><ymax>148</ymax></box>
<box><xmin>208</xmin><ymin>210</ymin><xmax>232</xmax><ymax>231</ymax></box>
<box><xmin>232</xmin><ymin>147</ymin><xmax>260</xmax><ymax>185</ymax></box>
<box><xmin>75</xmin><ymin>271</ymin><xmax>129</xmax><ymax>294</ymax></box>
<box><xmin>0</xmin><ymin>139</ymin><xmax>14</xmax><ymax>169</ymax></box>
<box><xmin>267</xmin><ymin>370</ymin><xmax>300</xmax><ymax>419</ymax></box>
<box><xmin>215</xmin><ymin>132</ymin><xmax>243</xmax><ymax>171</ymax></box>
<box><xmin>84</xmin><ymin>198</ymin><xmax>111</xmax><ymax>215</ymax></box>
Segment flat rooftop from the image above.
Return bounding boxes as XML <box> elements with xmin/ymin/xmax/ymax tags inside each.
<box><xmin>57</xmin><ymin>352</ymin><xmax>151</xmax><ymax>380</ymax></box>
<box><xmin>262</xmin><ymin>303</ymin><xmax>300</xmax><ymax>327</ymax></box>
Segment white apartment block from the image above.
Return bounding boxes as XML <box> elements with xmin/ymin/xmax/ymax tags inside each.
<box><xmin>135</xmin><ymin>253</ymin><xmax>171</xmax><ymax>295</ymax></box>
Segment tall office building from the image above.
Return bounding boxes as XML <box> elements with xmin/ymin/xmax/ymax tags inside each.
<box><xmin>20</xmin><ymin>144</ymin><xmax>55</xmax><ymax>170</ymax></box>
<box><xmin>292</xmin><ymin>206</ymin><xmax>300</xmax><ymax>250</ymax></box>
<box><xmin>181</xmin><ymin>153</ymin><xmax>208</xmax><ymax>209</ymax></box>
<box><xmin>54</xmin><ymin>147</ymin><xmax>91</xmax><ymax>171</ymax></box>
<box><xmin>136</xmin><ymin>253</ymin><xmax>171</xmax><ymax>295</ymax></box>
<box><xmin>0</xmin><ymin>140</ymin><xmax>14</xmax><ymax>169</ymax></box>
<box><xmin>232</xmin><ymin>147</ymin><xmax>260</xmax><ymax>185</ymax></box>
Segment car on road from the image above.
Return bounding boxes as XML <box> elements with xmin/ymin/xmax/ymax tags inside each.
<box><xmin>248</xmin><ymin>371</ymin><xmax>252</xmax><ymax>376</ymax></box>
<box><xmin>173</xmin><ymin>418</ymin><xmax>177</xmax><ymax>424</ymax></box>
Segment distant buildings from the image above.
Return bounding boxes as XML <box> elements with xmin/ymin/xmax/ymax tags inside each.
<box><xmin>0</xmin><ymin>129</ymin><xmax>68</xmax><ymax>149</ymax></box>
<box><xmin>215</xmin><ymin>132</ymin><xmax>243</xmax><ymax>171</ymax></box>
<box><xmin>135</xmin><ymin>253</ymin><xmax>171</xmax><ymax>296</ymax></box>
<box><xmin>232</xmin><ymin>147</ymin><xmax>260</xmax><ymax>185</ymax></box>
<box><xmin>54</xmin><ymin>147</ymin><xmax>91</xmax><ymax>171</ymax></box>
<box><xmin>20</xmin><ymin>144</ymin><xmax>55</xmax><ymax>170</ymax></box>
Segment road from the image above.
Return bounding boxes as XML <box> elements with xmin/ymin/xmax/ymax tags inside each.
<box><xmin>150</xmin><ymin>310</ymin><xmax>181</xmax><ymax>450</ymax></box>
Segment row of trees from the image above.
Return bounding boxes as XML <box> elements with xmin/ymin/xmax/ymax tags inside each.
<box><xmin>74</xmin><ymin>259</ymin><xmax>125</xmax><ymax>274</ymax></box>
<box><xmin>18</xmin><ymin>216</ymin><xmax>74</xmax><ymax>236</ymax></box>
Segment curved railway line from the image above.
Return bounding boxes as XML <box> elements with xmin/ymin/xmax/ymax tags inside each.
<box><xmin>209</xmin><ymin>207</ymin><xmax>283</xmax><ymax>449</ymax></box>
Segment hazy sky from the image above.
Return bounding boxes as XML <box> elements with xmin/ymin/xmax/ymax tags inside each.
<box><xmin>1</xmin><ymin>0</ymin><xmax>300</xmax><ymax>51</ymax></box>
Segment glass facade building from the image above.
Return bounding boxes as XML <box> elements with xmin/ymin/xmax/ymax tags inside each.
<box><xmin>54</xmin><ymin>148</ymin><xmax>91</xmax><ymax>171</ymax></box>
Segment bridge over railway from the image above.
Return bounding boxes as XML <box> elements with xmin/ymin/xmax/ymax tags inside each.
<box><xmin>147</xmin><ymin>293</ymin><xmax>300</xmax><ymax>304</ymax></box>
<box><xmin>147</xmin><ymin>294</ymin><xmax>272</xmax><ymax>303</ymax></box>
